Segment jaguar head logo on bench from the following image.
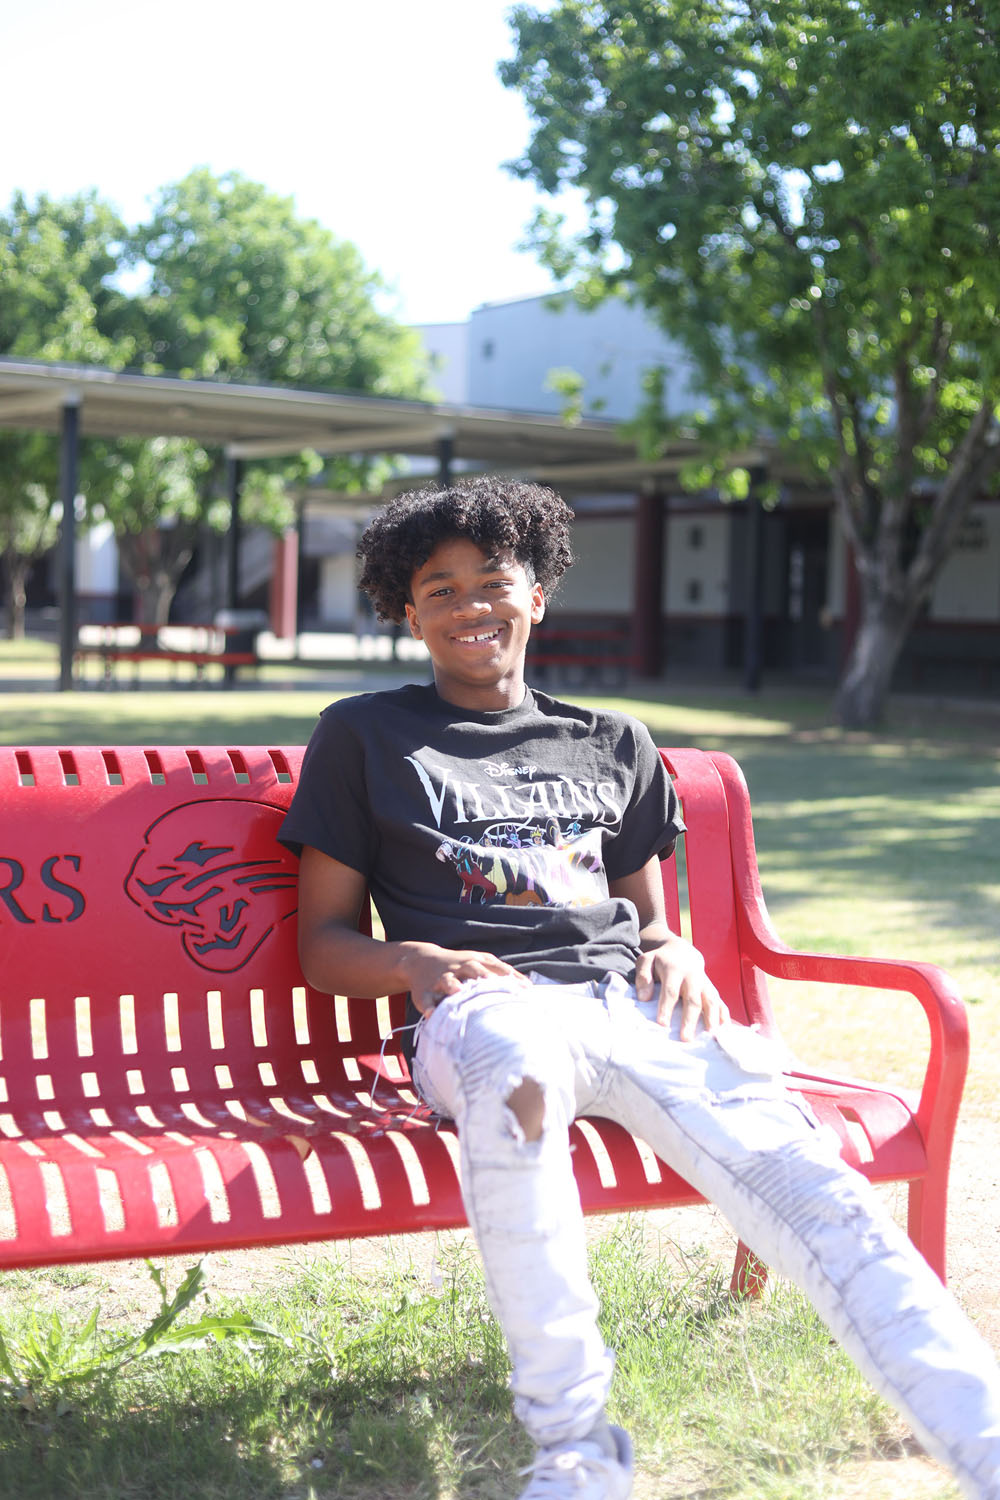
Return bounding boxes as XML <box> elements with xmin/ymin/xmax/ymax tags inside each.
<box><xmin>125</xmin><ymin>799</ymin><xmax>298</xmax><ymax>971</ymax></box>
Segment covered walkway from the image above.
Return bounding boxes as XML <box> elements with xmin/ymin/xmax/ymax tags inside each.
<box><xmin>0</xmin><ymin>356</ymin><xmax>772</xmax><ymax>690</ymax></box>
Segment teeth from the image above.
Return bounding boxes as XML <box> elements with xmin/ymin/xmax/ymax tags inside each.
<box><xmin>459</xmin><ymin>629</ymin><xmax>499</xmax><ymax>642</ymax></box>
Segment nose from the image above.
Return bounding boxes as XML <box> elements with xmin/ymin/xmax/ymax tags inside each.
<box><xmin>452</xmin><ymin>591</ymin><xmax>491</xmax><ymax>619</ymax></box>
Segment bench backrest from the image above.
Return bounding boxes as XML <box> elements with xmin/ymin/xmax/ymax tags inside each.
<box><xmin>0</xmin><ymin>744</ymin><xmax>768</xmax><ymax>1128</ymax></box>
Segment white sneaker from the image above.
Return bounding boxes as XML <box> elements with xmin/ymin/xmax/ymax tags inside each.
<box><xmin>518</xmin><ymin>1423</ymin><xmax>634</xmax><ymax>1498</ymax></box>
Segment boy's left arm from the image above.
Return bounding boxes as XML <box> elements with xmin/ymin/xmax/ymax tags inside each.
<box><xmin>609</xmin><ymin>857</ymin><xmax>729</xmax><ymax>1041</ymax></box>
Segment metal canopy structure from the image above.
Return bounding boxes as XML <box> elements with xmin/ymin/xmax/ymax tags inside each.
<box><xmin>0</xmin><ymin>356</ymin><xmax>771</xmax><ymax>691</ymax></box>
<box><xmin>0</xmin><ymin>357</ymin><xmax>644</xmax><ymax>470</ymax></box>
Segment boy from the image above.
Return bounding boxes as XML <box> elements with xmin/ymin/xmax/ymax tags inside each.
<box><xmin>280</xmin><ymin>476</ymin><xmax>1000</xmax><ymax>1500</ymax></box>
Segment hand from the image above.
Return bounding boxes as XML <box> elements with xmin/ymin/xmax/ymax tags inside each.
<box><xmin>634</xmin><ymin>932</ymin><xmax>729</xmax><ymax>1040</ymax></box>
<box><xmin>398</xmin><ymin>941</ymin><xmax>529</xmax><ymax>1016</ymax></box>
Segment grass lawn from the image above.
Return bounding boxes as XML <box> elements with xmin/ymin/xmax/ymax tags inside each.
<box><xmin>0</xmin><ymin>642</ymin><xmax>996</xmax><ymax>1498</ymax></box>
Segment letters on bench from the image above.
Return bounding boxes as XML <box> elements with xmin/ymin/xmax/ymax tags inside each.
<box><xmin>0</xmin><ymin>745</ymin><xmax>968</xmax><ymax>1287</ymax></box>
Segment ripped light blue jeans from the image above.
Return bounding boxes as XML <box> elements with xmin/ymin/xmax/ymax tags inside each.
<box><xmin>411</xmin><ymin>974</ymin><xmax>1000</xmax><ymax>1499</ymax></box>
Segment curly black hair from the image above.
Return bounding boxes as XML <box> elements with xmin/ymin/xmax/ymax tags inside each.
<box><xmin>357</xmin><ymin>476</ymin><xmax>575</xmax><ymax>622</ymax></box>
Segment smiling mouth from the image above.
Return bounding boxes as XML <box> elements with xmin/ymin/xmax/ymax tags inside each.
<box><xmin>454</xmin><ymin>627</ymin><xmax>503</xmax><ymax>645</ymax></box>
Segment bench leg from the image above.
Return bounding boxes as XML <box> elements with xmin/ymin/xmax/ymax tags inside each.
<box><xmin>906</xmin><ymin>1175</ymin><xmax>947</xmax><ymax>1284</ymax></box>
<box><xmin>730</xmin><ymin>1238</ymin><xmax>768</xmax><ymax>1299</ymax></box>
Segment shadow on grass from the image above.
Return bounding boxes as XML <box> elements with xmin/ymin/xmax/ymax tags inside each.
<box><xmin>729</xmin><ymin>743</ymin><xmax>1000</xmax><ymax>962</ymax></box>
<box><xmin>0</xmin><ymin>1371</ymin><xmax>462</xmax><ymax>1500</ymax></box>
<box><xmin>0</xmin><ymin>1387</ymin><xmax>295</xmax><ymax>1500</ymax></box>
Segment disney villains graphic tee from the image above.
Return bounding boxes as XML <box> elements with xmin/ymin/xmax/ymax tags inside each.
<box><xmin>280</xmin><ymin>684</ymin><xmax>685</xmax><ymax>1002</ymax></box>
<box><xmin>281</xmin><ymin>684</ymin><xmax>689</xmax><ymax>990</ymax></box>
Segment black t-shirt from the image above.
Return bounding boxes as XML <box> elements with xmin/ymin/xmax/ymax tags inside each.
<box><xmin>280</xmin><ymin>684</ymin><xmax>684</xmax><ymax>1003</ymax></box>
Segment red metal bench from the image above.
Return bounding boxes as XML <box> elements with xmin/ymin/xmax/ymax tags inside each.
<box><xmin>0</xmin><ymin>745</ymin><xmax>967</xmax><ymax>1287</ymax></box>
<box><xmin>74</xmin><ymin>625</ymin><xmax>259</xmax><ymax>687</ymax></box>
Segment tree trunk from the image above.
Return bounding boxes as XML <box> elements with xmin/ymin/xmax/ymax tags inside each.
<box><xmin>835</xmin><ymin>593</ymin><xmax>914</xmax><ymax>728</ymax></box>
<box><xmin>2</xmin><ymin>557</ymin><xmax>29</xmax><ymax>641</ymax></box>
<box><xmin>116</xmin><ymin>531</ymin><xmax>194</xmax><ymax>626</ymax></box>
<box><xmin>130</xmin><ymin>571</ymin><xmax>176</xmax><ymax>626</ymax></box>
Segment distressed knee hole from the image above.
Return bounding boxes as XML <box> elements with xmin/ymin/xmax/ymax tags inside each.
<box><xmin>505</xmin><ymin>1077</ymin><xmax>545</xmax><ymax>1142</ymax></box>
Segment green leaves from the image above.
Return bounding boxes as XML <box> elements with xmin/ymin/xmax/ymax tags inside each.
<box><xmin>0</xmin><ymin>190</ymin><xmax>133</xmax><ymax>368</ymax></box>
<box><xmin>133</xmin><ymin>168</ymin><xmax>430</xmax><ymax>398</ymax></box>
<box><xmin>0</xmin><ymin>1261</ymin><xmax>282</xmax><ymax>1406</ymax></box>
<box><xmin>503</xmin><ymin>0</ymin><xmax>1000</xmax><ymax>463</ymax></box>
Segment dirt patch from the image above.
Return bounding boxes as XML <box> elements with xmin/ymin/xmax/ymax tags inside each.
<box><xmin>9</xmin><ymin>1108</ymin><xmax>997</xmax><ymax>1346</ymax></box>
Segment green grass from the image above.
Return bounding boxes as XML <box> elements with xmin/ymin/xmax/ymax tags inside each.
<box><xmin>1</xmin><ymin>683</ymin><xmax>341</xmax><ymax>744</ymax></box>
<box><xmin>0</xmin><ymin>640</ymin><xmax>994</xmax><ymax>1498</ymax></box>
<box><xmin>0</xmin><ymin>636</ymin><xmax>61</xmax><ymax>670</ymax></box>
<box><xmin>0</xmin><ymin>1232</ymin><xmax>947</xmax><ymax>1500</ymax></box>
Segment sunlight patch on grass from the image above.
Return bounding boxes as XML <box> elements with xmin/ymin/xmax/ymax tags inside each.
<box><xmin>578</xmin><ymin>691</ymin><xmax>806</xmax><ymax>742</ymax></box>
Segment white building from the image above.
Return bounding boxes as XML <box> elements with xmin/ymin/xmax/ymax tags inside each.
<box><xmin>418</xmin><ymin>292</ymin><xmax>697</xmax><ymax>420</ymax></box>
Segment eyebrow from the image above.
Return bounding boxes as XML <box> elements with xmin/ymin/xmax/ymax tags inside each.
<box><xmin>417</xmin><ymin>555</ymin><xmax>508</xmax><ymax>585</ymax></box>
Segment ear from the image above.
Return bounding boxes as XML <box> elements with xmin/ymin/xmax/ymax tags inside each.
<box><xmin>530</xmin><ymin>583</ymin><xmax>545</xmax><ymax>624</ymax></box>
<box><xmin>404</xmin><ymin>602</ymin><xmax>422</xmax><ymax>640</ymax></box>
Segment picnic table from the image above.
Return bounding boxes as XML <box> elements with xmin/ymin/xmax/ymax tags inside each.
<box><xmin>74</xmin><ymin>620</ymin><xmax>262</xmax><ymax>687</ymax></box>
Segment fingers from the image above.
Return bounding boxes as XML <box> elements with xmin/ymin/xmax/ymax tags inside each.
<box><xmin>706</xmin><ymin>989</ymin><xmax>730</xmax><ymax>1034</ymax></box>
<box><xmin>449</xmin><ymin>952</ymin><xmax>525</xmax><ymax>987</ymax></box>
<box><xmin>480</xmin><ymin>953</ymin><xmax>531</xmax><ymax>984</ymax></box>
<box><xmin>678</xmin><ymin>977</ymin><xmax>728</xmax><ymax>1041</ymax></box>
<box><xmin>413</xmin><ymin>986</ymin><xmax>448</xmax><ymax>1016</ymax></box>
<box><xmin>641</xmin><ymin>935</ymin><xmax>728</xmax><ymax>1039</ymax></box>
<box><xmin>676</xmin><ymin>986</ymin><xmax>703</xmax><ymax>1042</ymax></box>
<box><xmin>414</xmin><ymin>949</ymin><xmax>528</xmax><ymax>1015</ymax></box>
<box><xmin>649</xmin><ymin>951</ymin><xmax>683</xmax><ymax>1026</ymax></box>
<box><xmin>645</xmin><ymin>951</ymin><xmax>727</xmax><ymax>1038</ymax></box>
<box><xmin>634</xmin><ymin>952</ymin><xmax>656</xmax><ymax>1003</ymax></box>
<box><xmin>655</xmin><ymin>974</ymin><xmax>679</xmax><ymax>1028</ymax></box>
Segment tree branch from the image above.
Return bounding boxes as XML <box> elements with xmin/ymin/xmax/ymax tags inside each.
<box><xmin>915</xmin><ymin>315</ymin><xmax>952</xmax><ymax>439</ymax></box>
<box><xmin>907</xmin><ymin>397</ymin><xmax>1000</xmax><ymax>596</ymax></box>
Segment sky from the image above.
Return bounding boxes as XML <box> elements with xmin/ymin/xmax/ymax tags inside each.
<box><xmin>1</xmin><ymin>0</ymin><xmax>574</xmax><ymax>326</ymax></box>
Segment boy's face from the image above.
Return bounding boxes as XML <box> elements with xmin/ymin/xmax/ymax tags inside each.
<box><xmin>404</xmin><ymin>537</ymin><xmax>545</xmax><ymax>711</ymax></box>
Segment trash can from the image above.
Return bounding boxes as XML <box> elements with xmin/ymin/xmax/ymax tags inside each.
<box><xmin>213</xmin><ymin>609</ymin><xmax>269</xmax><ymax>656</ymax></box>
<box><xmin>213</xmin><ymin>609</ymin><xmax>269</xmax><ymax>685</ymax></box>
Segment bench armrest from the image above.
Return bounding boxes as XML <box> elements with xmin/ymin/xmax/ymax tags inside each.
<box><xmin>708</xmin><ymin>750</ymin><xmax>968</xmax><ymax>1159</ymax></box>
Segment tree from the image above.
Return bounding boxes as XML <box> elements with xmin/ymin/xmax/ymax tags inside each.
<box><xmin>84</xmin><ymin>438</ymin><xmax>213</xmax><ymax>625</ymax></box>
<box><xmin>121</xmin><ymin>171</ymin><xmax>432</xmax><ymax>620</ymax></box>
<box><xmin>134</xmin><ymin>169</ymin><xmax>429</xmax><ymax>399</ymax></box>
<box><xmin>0</xmin><ymin>178</ymin><xmax>430</xmax><ymax>626</ymax></box>
<box><xmin>86</xmin><ymin>440</ymin><xmax>301</xmax><ymax>625</ymax></box>
<box><xmin>0</xmin><ymin>190</ymin><xmax>135</xmax><ymax>364</ymax></box>
<box><xmin>0</xmin><ymin>191</ymin><xmax>137</xmax><ymax>633</ymax></box>
<box><xmin>0</xmin><ymin>434</ymin><xmax>59</xmax><ymax>639</ymax></box>
<box><xmin>501</xmin><ymin>1</ymin><xmax>1000</xmax><ymax>725</ymax></box>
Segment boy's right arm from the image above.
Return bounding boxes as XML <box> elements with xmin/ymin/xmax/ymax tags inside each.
<box><xmin>296</xmin><ymin>844</ymin><xmax>529</xmax><ymax>1016</ymax></box>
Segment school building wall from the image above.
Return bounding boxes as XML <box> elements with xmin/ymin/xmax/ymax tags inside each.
<box><xmin>545</xmin><ymin>496</ymin><xmax>1000</xmax><ymax>689</ymax></box>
